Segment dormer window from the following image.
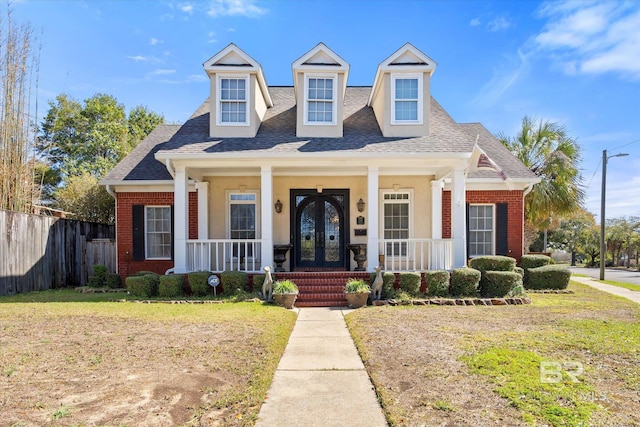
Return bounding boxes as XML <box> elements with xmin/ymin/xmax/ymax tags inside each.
<box><xmin>217</xmin><ymin>75</ymin><xmax>250</xmax><ymax>126</ymax></box>
<box><xmin>304</xmin><ymin>74</ymin><xmax>337</xmax><ymax>125</ymax></box>
<box><xmin>391</xmin><ymin>73</ymin><xmax>423</xmax><ymax>125</ymax></box>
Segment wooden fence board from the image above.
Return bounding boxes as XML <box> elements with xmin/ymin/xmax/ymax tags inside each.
<box><xmin>0</xmin><ymin>210</ymin><xmax>115</xmax><ymax>295</ymax></box>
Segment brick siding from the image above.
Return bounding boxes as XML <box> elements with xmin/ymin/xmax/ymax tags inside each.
<box><xmin>116</xmin><ymin>191</ymin><xmax>198</xmax><ymax>279</ymax></box>
<box><xmin>442</xmin><ymin>190</ymin><xmax>525</xmax><ymax>261</ymax></box>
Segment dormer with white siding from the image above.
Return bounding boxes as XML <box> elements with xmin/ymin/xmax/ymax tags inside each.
<box><xmin>203</xmin><ymin>44</ymin><xmax>273</xmax><ymax>138</ymax></box>
<box><xmin>292</xmin><ymin>43</ymin><xmax>350</xmax><ymax>138</ymax></box>
<box><xmin>368</xmin><ymin>43</ymin><xmax>437</xmax><ymax>138</ymax></box>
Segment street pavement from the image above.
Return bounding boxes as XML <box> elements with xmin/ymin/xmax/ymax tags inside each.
<box><xmin>568</xmin><ymin>266</ymin><xmax>640</xmax><ymax>286</ymax></box>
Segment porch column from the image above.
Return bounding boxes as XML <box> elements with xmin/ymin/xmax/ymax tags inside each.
<box><xmin>173</xmin><ymin>166</ymin><xmax>189</xmax><ymax>273</ymax></box>
<box><xmin>366</xmin><ymin>166</ymin><xmax>379</xmax><ymax>272</ymax></box>
<box><xmin>260</xmin><ymin>166</ymin><xmax>274</xmax><ymax>269</ymax></box>
<box><xmin>431</xmin><ymin>179</ymin><xmax>443</xmax><ymax>239</ymax></box>
<box><xmin>451</xmin><ymin>166</ymin><xmax>467</xmax><ymax>267</ymax></box>
<box><xmin>196</xmin><ymin>181</ymin><xmax>209</xmax><ymax>240</ymax></box>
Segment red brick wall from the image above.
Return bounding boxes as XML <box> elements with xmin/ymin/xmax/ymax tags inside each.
<box><xmin>116</xmin><ymin>191</ymin><xmax>198</xmax><ymax>279</ymax></box>
<box><xmin>442</xmin><ymin>190</ymin><xmax>524</xmax><ymax>261</ymax></box>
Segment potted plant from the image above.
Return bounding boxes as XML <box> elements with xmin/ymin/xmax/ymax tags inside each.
<box><xmin>344</xmin><ymin>278</ymin><xmax>371</xmax><ymax>308</ymax></box>
<box><xmin>272</xmin><ymin>279</ymin><xmax>299</xmax><ymax>309</ymax></box>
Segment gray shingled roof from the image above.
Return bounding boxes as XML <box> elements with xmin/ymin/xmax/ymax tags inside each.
<box><xmin>102</xmin><ymin>86</ymin><xmax>536</xmax><ymax>182</ymax></box>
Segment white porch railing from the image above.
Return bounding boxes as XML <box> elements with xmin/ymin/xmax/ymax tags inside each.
<box><xmin>378</xmin><ymin>238</ymin><xmax>454</xmax><ymax>271</ymax></box>
<box><xmin>187</xmin><ymin>239</ymin><xmax>262</xmax><ymax>272</ymax></box>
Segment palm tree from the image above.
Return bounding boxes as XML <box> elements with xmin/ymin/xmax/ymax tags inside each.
<box><xmin>498</xmin><ymin>116</ymin><xmax>585</xmax><ymax>247</ymax></box>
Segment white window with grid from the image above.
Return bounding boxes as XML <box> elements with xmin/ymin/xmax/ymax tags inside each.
<box><xmin>304</xmin><ymin>74</ymin><xmax>336</xmax><ymax>125</ymax></box>
<box><xmin>145</xmin><ymin>206</ymin><xmax>172</xmax><ymax>260</ymax></box>
<box><xmin>217</xmin><ymin>75</ymin><xmax>249</xmax><ymax>125</ymax></box>
<box><xmin>382</xmin><ymin>192</ymin><xmax>412</xmax><ymax>256</ymax></box>
<box><xmin>391</xmin><ymin>73</ymin><xmax>423</xmax><ymax>125</ymax></box>
<box><xmin>227</xmin><ymin>192</ymin><xmax>260</xmax><ymax>259</ymax></box>
<box><xmin>468</xmin><ymin>204</ymin><xmax>494</xmax><ymax>257</ymax></box>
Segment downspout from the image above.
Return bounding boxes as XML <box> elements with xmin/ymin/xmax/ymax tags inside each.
<box><xmin>522</xmin><ymin>182</ymin><xmax>534</xmax><ymax>257</ymax></box>
<box><xmin>105</xmin><ymin>185</ymin><xmax>116</xmax><ymax>199</ymax></box>
<box><xmin>165</xmin><ymin>159</ymin><xmax>175</xmax><ymax>178</ymax></box>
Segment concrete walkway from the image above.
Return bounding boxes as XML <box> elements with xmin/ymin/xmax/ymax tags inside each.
<box><xmin>571</xmin><ymin>275</ymin><xmax>640</xmax><ymax>304</ymax></box>
<box><xmin>255</xmin><ymin>307</ymin><xmax>387</xmax><ymax>427</ymax></box>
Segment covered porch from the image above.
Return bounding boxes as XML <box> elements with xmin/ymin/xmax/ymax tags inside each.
<box><xmin>165</xmin><ymin>156</ymin><xmax>469</xmax><ymax>274</ymax></box>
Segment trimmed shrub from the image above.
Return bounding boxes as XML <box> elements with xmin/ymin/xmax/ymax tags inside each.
<box><xmin>125</xmin><ymin>274</ymin><xmax>159</xmax><ymax>298</ymax></box>
<box><xmin>131</xmin><ymin>271</ymin><xmax>160</xmax><ymax>277</ymax></box>
<box><xmin>221</xmin><ymin>271</ymin><xmax>249</xmax><ymax>295</ymax></box>
<box><xmin>514</xmin><ymin>266</ymin><xmax>524</xmax><ymax>279</ymax></box>
<box><xmin>188</xmin><ymin>271</ymin><xmax>213</xmax><ymax>297</ymax></box>
<box><xmin>106</xmin><ymin>273</ymin><xmax>122</xmax><ymax>288</ymax></box>
<box><xmin>424</xmin><ymin>270</ymin><xmax>450</xmax><ymax>297</ymax></box>
<box><xmin>399</xmin><ymin>272</ymin><xmax>421</xmax><ymax>297</ymax></box>
<box><xmin>252</xmin><ymin>274</ymin><xmax>265</xmax><ymax>292</ymax></box>
<box><xmin>469</xmin><ymin>256</ymin><xmax>516</xmax><ymax>273</ymax></box>
<box><xmin>88</xmin><ymin>265</ymin><xmax>108</xmax><ymax>287</ymax></box>
<box><xmin>370</xmin><ymin>271</ymin><xmax>397</xmax><ymax>299</ymax></box>
<box><xmin>520</xmin><ymin>254</ymin><xmax>551</xmax><ymax>287</ymax></box>
<box><xmin>482</xmin><ymin>271</ymin><xmax>522</xmax><ymax>298</ymax></box>
<box><xmin>450</xmin><ymin>267</ymin><xmax>481</xmax><ymax>297</ymax></box>
<box><xmin>526</xmin><ymin>265</ymin><xmax>571</xmax><ymax>290</ymax></box>
<box><xmin>159</xmin><ymin>274</ymin><xmax>185</xmax><ymax>298</ymax></box>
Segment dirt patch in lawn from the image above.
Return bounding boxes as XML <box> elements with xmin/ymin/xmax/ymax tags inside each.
<box><xmin>346</xmin><ymin>283</ymin><xmax>640</xmax><ymax>426</ymax></box>
<box><xmin>0</xmin><ymin>303</ymin><xmax>294</xmax><ymax>426</ymax></box>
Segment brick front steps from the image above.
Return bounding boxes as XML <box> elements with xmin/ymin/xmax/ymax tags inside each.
<box><xmin>276</xmin><ymin>271</ymin><xmax>371</xmax><ymax>307</ymax></box>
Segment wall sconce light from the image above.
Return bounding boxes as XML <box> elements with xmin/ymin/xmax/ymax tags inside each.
<box><xmin>357</xmin><ymin>198</ymin><xmax>365</xmax><ymax>212</ymax></box>
<box><xmin>274</xmin><ymin>199</ymin><xmax>283</xmax><ymax>214</ymax></box>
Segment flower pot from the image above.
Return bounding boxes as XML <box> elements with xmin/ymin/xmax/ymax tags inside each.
<box><xmin>345</xmin><ymin>292</ymin><xmax>369</xmax><ymax>308</ymax></box>
<box><xmin>273</xmin><ymin>293</ymin><xmax>298</xmax><ymax>309</ymax></box>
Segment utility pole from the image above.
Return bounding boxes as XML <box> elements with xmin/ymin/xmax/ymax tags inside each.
<box><xmin>600</xmin><ymin>150</ymin><xmax>629</xmax><ymax>280</ymax></box>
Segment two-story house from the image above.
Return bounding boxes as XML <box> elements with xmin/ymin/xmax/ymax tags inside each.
<box><xmin>101</xmin><ymin>42</ymin><xmax>539</xmax><ymax>299</ymax></box>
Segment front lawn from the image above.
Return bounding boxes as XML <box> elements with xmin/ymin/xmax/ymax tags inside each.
<box><xmin>346</xmin><ymin>282</ymin><xmax>640</xmax><ymax>426</ymax></box>
<box><xmin>0</xmin><ymin>293</ymin><xmax>296</xmax><ymax>426</ymax></box>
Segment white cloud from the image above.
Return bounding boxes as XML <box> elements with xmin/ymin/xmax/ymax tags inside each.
<box><xmin>472</xmin><ymin>49</ymin><xmax>530</xmax><ymax>107</ymax></box>
<box><xmin>179</xmin><ymin>2</ymin><xmax>194</xmax><ymax>14</ymax></box>
<box><xmin>208</xmin><ymin>31</ymin><xmax>218</xmax><ymax>44</ymax></box>
<box><xmin>207</xmin><ymin>0</ymin><xmax>267</xmax><ymax>18</ymax></box>
<box><xmin>151</xmin><ymin>69</ymin><xmax>176</xmax><ymax>75</ymax></box>
<box><xmin>534</xmin><ymin>1</ymin><xmax>640</xmax><ymax>79</ymax></box>
<box><xmin>150</xmin><ymin>38</ymin><xmax>161</xmax><ymax>45</ymax></box>
<box><xmin>126</xmin><ymin>55</ymin><xmax>164</xmax><ymax>64</ymax></box>
<box><xmin>488</xmin><ymin>16</ymin><xmax>512</xmax><ymax>32</ymax></box>
<box><xmin>186</xmin><ymin>74</ymin><xmax>207</xmax><ymax>82</ymax></box>
<box><xmin>470</xmin><ymin>18</ymin><xmax>481</xmax><ymax>27</ymax></box>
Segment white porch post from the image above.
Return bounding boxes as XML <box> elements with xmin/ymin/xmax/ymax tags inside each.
<box><xmin>260</xmin><ymin>166</ymin><xmax>274</xmax><ymax>269</ymax></box>
<box><xmin>366</xmin><ymin>166</ymin><xmax>379</xmax><ymax>272</ymax></box>
<box><xmin>196</xmin><ymin>181</ymin><xmax>209</xmax><ymax>240</ymax></box>
<box><xmin>431</xmin><ymin>179</ymin><xmax>443</xmax><ymax>239</ymax></box>
<box><xmin>451</xmin><ymin>166</ymin><xmax>467</xmax><ymax>267</ymax></box>
<box><xmin>173</xmin><ymin>166</ymin><xmax>189</xmax><ymax>273</ymax></box>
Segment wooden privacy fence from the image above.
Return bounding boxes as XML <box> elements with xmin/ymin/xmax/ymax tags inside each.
<box><xmin>0</xmin><ymin>210</ymin><xmax>115</xmax><ymax>295</ymax></box>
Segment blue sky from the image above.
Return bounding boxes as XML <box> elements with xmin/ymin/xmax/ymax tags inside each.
<box><xmin>12</xmin><ymin>0</ymin><xmax>640</xmax><ymax>221</ymax></box>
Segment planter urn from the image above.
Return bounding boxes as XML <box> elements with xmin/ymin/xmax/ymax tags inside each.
<box><xmin>345</xmin><ymin>292</ymin><xmax>369</xmax><ymax>308</ymax></box>
<box><xmin>273</xmin><ymin>293</ymin><xmax>298</xmax><ymax>309</ymax></box>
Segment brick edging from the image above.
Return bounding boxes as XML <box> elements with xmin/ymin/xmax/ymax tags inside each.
<box><xmin>373</xmin><ymin>297</ymin><xmax>532</xmax><ymax>306</ymax></box>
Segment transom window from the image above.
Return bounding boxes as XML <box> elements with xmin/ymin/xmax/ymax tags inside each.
<box><xmin>391</xmin><ymin>74</ymin><xmax>423</xmax><ymax>124</ymax></box>
<box><xmin>305</xmin><ymin>75</ymin><xmax>336</xmax><ymax>125</ymax></box>
<box><xmin>383</xmin><ymin>192</ymin><xmax>410</xmax><ymax>256</ymax></box>
<box><xmin>218</xmin><ymin>76</ymin><xmax>248</xmax><ymax>125</ymax></box>
<box><xmin>468</xmin><ymin>204</ymin><xmax>494</xmax><ymax>257</ymax></box>
<box><xmin>145</xmin><ymin>206</ymin><xmax>171</xmax><ymax>259</ymax></box>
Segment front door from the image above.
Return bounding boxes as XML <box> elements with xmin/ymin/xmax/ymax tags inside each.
<box><xmin>292</xmin><ymin>190</ymin><xmax>349</xmax><ymax>270</ymax></box>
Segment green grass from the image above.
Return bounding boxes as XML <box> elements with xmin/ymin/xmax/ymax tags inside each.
<box><xmin>600</xmin><ymin>279</ymin><xmax>640</xmax><ymax>292</ymax></box>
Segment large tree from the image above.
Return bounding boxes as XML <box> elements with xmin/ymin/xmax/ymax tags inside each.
<box><xmin>0</xmin><ymin>7</ymin><xmax>39</xmax><ymax>213</ymax></box>
<box><xmin>548</xmin><ymin>208</ymin><xmax>596</xmax><ymax>265</ymax></box>
<box><xmin>499</xmin><ymin>116</ymin><xmax>585</xmax><ymax>234</ymax></box>
<box><xmin>37</xmin><ymin>93</ymin><xmax>164</xmax><ymax>222</ymax></box>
